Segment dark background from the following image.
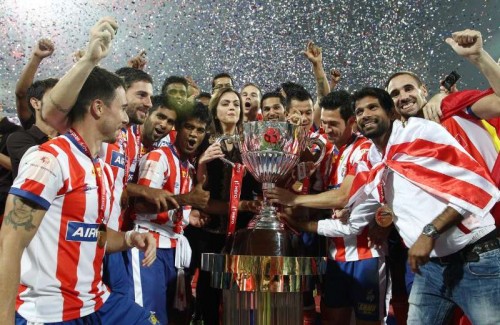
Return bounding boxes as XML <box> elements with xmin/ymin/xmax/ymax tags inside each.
<box><xmin>0</xmin><ymin>0</ymin><xmax>499</xmax><ymax>116</ymax></box>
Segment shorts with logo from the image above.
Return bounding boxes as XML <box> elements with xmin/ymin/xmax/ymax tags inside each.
<box><xmin>15</xmin><ymin>291</ymin><xmax>156</xmax><ymax>324</ymax></box>
<box><xmin>125</xmin><ymin>247</ymin><xmax>178</xmax><ymax>325</ymax></box>
<box><xmin>322</xmin><ymin>256</ymin><xmax>387</xmax><ymax>322</ymax></box>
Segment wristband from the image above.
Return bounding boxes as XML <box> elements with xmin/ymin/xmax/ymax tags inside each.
<box><xmin>125</xmin><ymin>230</ymin><xmax>135</xmax><ymax>248</ymax></box>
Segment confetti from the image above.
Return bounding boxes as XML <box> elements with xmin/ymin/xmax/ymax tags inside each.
<box><xmin>0</xmin><ymin>0</ymin><xmax>498</xmax><ymax>116</ymax></box>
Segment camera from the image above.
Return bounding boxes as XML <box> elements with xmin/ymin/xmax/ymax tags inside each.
<box><xmin>442</xmin><ymin>71</ymin><xmax>461</xmax><ymax>91</ymax></box>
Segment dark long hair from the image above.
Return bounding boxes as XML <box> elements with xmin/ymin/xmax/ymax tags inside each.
<box><xmin>208</xmin><ymin>87</ymin><xmax>243</xmax><ymax>135</ymax></box>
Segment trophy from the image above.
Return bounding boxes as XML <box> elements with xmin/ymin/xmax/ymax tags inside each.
<box><xmin>217</xmin><ymin>121</ymin><xmax>325</xmax><ymax>256</ymax></box>
<box><xmin>204</xmin><ymin>121</ymin><xmax>327</xmax><ymax>325</ymax></box>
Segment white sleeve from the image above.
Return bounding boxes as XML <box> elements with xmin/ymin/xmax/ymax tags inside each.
<box><xmin>10</xmin><ymin>146</ymin><xmax>63</xmax><ymax>210</ymax></box>
<box><xmin>317</xmin><ymin>192</ymin><xmax>380</xmax><ymax>237</ymax></box>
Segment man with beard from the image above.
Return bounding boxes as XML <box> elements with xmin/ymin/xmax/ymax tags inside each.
<box><xmin>285</xmin><ymin>87</ymin><xmax>500</xmax><ymax>324</ymax></box>
<box><xmin>267</xmin><ymin>91</ymin><xmax>386</xmax><ymax>325</ymax></box>
<box><xmin>386</xmin><ymin>29</ymin><xmax>500</xmax><ymax>324</ymax></box>
<box><xmin>0</xmin><ymin>18</ymin><xmax>157</xmax><ymax>323</ymax></box>
<box><xmin>386</xmin><ymin>30</ymin><xmax>500</xmax><ymax>185</ymax></box>
<box><xmin>141</xmin><ymin>95</ymin><xmax>177</xmax><ymax>150</ymax></box>
<box><xmin>240</xmin><ymin>82</ymin><xmax>262</xmax><ymax>122</ymax></box>
<box><xmin>40</xmin><ymin>17</ymin><xmax>175</xmax><ymax>305</ymax></box>
<box><xmin>127</xmin><ymin>103</ymin><xmax>211</xmax><ymax>325</ymax></box>
<box><xmin>385</xmin><ymin>69</ymin><xmax>499</xmax><ymax>228</ymax></box>
<box><xmin>261</xmin><ymin>92</ymin><xmax>287</xmax><ymax>122</ymax></box>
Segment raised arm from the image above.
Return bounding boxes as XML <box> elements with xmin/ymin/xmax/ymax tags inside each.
<box><xmin>304</xmin><ymin>41</ymin><xmax>330</xmax><ymax>128</ymax></box>
<box><xmin>446</xmin><ymin>29</ymin><xmax>500</xmax><ymax>118</ymax></box>
<box><xmin>15</xmin><ymin>38</ymin><xmax>55</xmax><ymax>127</ymax></box>
<box><xmin>41</xmin><ymin>17</ymin><xmax>118</xmax><ymax>132</ymax></box>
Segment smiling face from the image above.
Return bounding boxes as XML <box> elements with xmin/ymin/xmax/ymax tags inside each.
<box><xmin>125</xmin><ymin>81</ymin><xmax>153</xmax><ymax>125</ymax></box>
<box><xmin>386</xmin><ymin>74</ymin><xmax>427</xmax><ymax>120</ymax></box>
<box><xmin>321</xmin><ymin>108</ymin><xmax>349</xmax><ymax>146</ymax></box>
<box><xmin>354</xmin><ymin>96</ymin><xmax>392</xmax><ymax>141</ymax></box>
<box><xmin>262</xmin><ymin>96</ymin><xmax>286</xmax><ymax>122</ymax></box>
<box><xmin>143</xmin><ymin>106</ymin><xmax>177</xmax><ymax>144</ymax></box>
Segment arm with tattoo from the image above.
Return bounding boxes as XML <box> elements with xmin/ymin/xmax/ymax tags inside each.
<box><xmin>0</xmin><ymin>195</ymin><xmax>46</xmax><ymax>324</ymax></box>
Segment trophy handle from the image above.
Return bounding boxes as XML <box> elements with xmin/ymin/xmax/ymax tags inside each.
<box><xmin>214</xmin><ymin>134</ymin><xmax>239</xmax><ymax>167</ymax></box>
<box><xmin>307</xmin><ymin>137</ymin><xmax>326</xmax><ymax>168</ymax></box>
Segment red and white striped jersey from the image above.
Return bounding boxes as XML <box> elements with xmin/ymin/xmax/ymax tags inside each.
<box><xmin>100</xmin><ymin>124</ymin><xmax>142</xmax><ymax>231</ymax></box>
<box><xmin>324</xmin><ymin>134</ymin><xmax>382</xmax><ymax>262</ymax></box>
<box><xmin>154</xmin><ymin>130</ymin><xmax>177</xmax><ymax>148</ymax></box>
<box><xmin>100</xmin><ymin>128</ymin><xmax>127</xmax><ymax>231</ymax></box>
<box><xmin>11</xmin><ymin>136</ymin><xmax>113</xmax><ymax>323</ymax></box>
<box><xmin>133</xmin><ymin>144</ymin><xmax>193</xmax><ymax>248</ymax></box>
<box><xmin>310</xmin><ymin>131</ymin><xmax>337</xmax><ymax>192</ymax></box>
<box><xmin>442</xmin><ymin>111</ymin><xmax>498</xmax><ymax>174</ymax></box>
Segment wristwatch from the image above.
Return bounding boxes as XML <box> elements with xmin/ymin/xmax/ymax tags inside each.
<box><xmin>422</xmin><ymin>223</ymin><xmax>440</xmax><ymax>239</ymax></box>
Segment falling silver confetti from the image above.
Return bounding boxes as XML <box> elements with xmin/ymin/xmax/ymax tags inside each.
<box><xmin>0</xmin><ymin>0</ymin><xmax>498</xmax><ymax>115</ymax></box>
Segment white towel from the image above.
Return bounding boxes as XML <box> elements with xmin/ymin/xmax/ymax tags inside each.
<box><xmin>174</xmin><ymin>234</ymin><xmax>192</xmax><ymax>311</ymax></box>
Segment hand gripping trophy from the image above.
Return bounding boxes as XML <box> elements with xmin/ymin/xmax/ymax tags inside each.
<box><xmin>202</xmin><ymin>121</ymin><xmax>327</xmax><ymax>325</ymax></box>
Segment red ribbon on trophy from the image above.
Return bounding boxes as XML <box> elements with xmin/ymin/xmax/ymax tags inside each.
<box><xmin>227</xmin><ymin>163</ymin><xmax>245</xmax><ymax>236</ymax></box>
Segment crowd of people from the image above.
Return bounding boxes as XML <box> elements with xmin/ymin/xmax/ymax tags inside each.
<box><xmin>0</xmin><ymin>16</ymin><xmax>499</xmax><ymax>325</ymax></box>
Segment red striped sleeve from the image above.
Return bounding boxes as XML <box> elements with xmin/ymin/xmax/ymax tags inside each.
<box><xmin>138</xmin><ymin>151</ymin><xmax>163</xmax><ymax>187</ymax></box>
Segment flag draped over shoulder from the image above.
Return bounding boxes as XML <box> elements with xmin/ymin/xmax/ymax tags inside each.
<box><xmin>440</xmin><ymin>88</ymin><xmax>500</xmax><ymax>186</ymax></box>
<box><xmin>349</xmin><ymin>118</ymin><xmax>500</xmax><ymax>217</ymax></box>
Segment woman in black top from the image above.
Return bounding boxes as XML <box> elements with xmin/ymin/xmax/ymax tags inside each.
<box><xmin>189</xmin><ymin>87</ymin><xmax>261</xmax><ymax>324</ymax></box>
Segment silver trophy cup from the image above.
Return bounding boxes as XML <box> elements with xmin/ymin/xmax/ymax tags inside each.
<box><xmin>217</xmin><ymin>121</ymin><xmax>324</xmax><ymax>256</ymax></box>
<box><xmin>204</xmin><ymin>121</ymin><xmax>328</xmax><ymax>325</ymax></box>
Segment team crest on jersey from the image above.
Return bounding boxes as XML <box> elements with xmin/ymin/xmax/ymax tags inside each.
<box><xmin>66</xmin><ymin>222</ymin><xmax>99</xmax><ymax>242</ymax></box>
<box><xmin>111</xmin><ymin>151</ymin><xmax>125</xmax><ymax>169</ymax></box>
